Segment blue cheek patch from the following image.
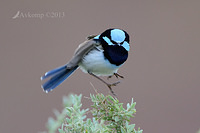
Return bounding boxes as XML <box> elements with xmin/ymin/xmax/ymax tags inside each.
<box><xmin>122</xmin><ymin>41</ymin><xmax>130</xmax><ymax>51</ymax></box>
<box><xmin>103</xmin><ymin>36</ymin><xmax>130</xmax><ymax>51</ymax></box>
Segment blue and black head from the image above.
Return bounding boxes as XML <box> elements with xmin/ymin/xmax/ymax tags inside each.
<box><xmin>94</xmin><ymin>29</ymin><xmax>130</xmax><ymax>66</ymax></box>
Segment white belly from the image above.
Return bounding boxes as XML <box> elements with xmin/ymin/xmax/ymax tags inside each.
<box><xmin>79</xmin><ymin>48</ymin><xmax>120</xmax><ymax>76</ymax></box>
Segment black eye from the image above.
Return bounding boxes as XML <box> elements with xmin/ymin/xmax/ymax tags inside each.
<box><xmin>120</xmin><ymin>41</ymin><xmax>124</xmax><ymax>45</ymax></box>
<box><xmin>111</xmin><ymin>40</ymin><xmax>117</xmax><ymax>45</ymax></box>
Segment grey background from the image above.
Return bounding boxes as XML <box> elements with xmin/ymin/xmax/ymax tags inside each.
<box><xmin>1</xmin><ymin>0</ymin><xmax>200</xmax><ymax>133</ymax></box>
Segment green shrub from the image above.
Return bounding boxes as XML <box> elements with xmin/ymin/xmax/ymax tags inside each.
<box><xmin>44</xmin><ymin>93</ymin><xmax>143</xmax><ymax>133</ymax></box>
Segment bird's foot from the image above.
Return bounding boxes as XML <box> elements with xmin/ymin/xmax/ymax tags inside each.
<box><xmin>114</xmin><ymin>73</ymin><xmax>124</xmax><ymax>79</ymax></box>
<box><xmin>88</xmin><ymin>71</ymin><xmax>120</xmax><ymax>96</ymax></box>
<box><xmin>107</xmin><ymin>73</ymin><xmax>124</xmax><ymax>80</ymax></box>
<box><xmin>106</xmin><ymin>81</ymin><xmax>120</xmax><ymax>96</ymax></box>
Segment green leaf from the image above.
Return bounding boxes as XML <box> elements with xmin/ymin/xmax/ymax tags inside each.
<box><xmin>121</xmin><ymin>126</ymin><xmax>126</xmax><ymax>133</ymax></box>
<box><xmin>44</xmin><ymin>93</ymin><xmax>143</xmax><ymax>133</ymax></box>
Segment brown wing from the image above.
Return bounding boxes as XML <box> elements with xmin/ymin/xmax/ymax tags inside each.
<box><xmin>67</xmin><ymin>39</ymin><xmax>100</xmax><ymax>69</ymax></box>
<box><xmin>87</xmin><ymin>35</ymin><xmax>98</xmax><ymax>40</ymax></box>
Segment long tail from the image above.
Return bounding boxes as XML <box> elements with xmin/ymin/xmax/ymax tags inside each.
<box><xmin>41</xmin><ymin>65</ymin><xmax>78</xmax><ymax>93</ymax></box>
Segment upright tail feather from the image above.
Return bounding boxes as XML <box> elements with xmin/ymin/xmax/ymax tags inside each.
<box><xmin>41</xmin><ymin>65</ymin><xmax>78</xmax><ymax>93</ymax></box>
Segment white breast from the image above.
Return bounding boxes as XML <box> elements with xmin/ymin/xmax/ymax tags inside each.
<box><xmin>79</xmin><ymin>46</ymin><xmax>120</xmax><ymax>76</ymax></box>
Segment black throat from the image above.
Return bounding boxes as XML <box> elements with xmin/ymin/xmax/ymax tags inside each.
<box><xmin>103</xmin><ymin>44</ymin><xmax>128</xmax><ymax>66</ymax></box>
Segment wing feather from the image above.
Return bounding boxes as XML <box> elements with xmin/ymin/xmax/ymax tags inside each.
<box><xmin>67</xmin><ymin>40</ymin><xmax>100</xmax><ymax>68</ymax></box>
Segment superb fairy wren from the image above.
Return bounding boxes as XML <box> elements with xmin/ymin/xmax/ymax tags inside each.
<box><xmin>41</xmin><ymin>29</ymin><xmax>130</xmax><ymax>95</ymax></box>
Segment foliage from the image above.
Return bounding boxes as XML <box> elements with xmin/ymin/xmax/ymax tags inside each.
<box><xmin>44</xmin><ymin>93</ymin><xmax>143</xmax><ymax>133</ymax></box>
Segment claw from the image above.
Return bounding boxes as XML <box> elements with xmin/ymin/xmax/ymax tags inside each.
<box><xmin>108</xmin><ymin>81</ymin><xmax>120</xmax><ymax>87</ymax></box>
<box><xmin>106</xmin><ymin>81</ymin><xmax>120</xmax><ymax>96</ymax></box>
<box><xmin>107</xmin><ymin>73</ymin><xmax>124</xmax><ymax>80</ymax></box>
<box><xmin>114</xmin><ymin>73</ymin><xmax>124</xmax><ymax>79</ymax></box>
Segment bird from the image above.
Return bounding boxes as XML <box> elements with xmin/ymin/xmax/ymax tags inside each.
<box><xmin>41</xmin><ymin>28</ymin><xmax>130</xmax><ymax>95</ymax></box>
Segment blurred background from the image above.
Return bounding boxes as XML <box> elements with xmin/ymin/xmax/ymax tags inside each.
<box><xmin>0</xmin><ymin>0</ymin><xmax>200</xmax><ymax>133</ymax></box>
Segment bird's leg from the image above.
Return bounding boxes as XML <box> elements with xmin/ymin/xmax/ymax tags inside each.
<box><xmin>107</xmin><ymin>73</ymin><xmax>124</xmax><ymax>80</ymax></box>
<box><xmin>114</xmin><ymin>73</ymin><xmax>124</xmax><ymax>79</ymax></box>
<box><xmin>88</xmin><ymin>72</ymin><xmax>120</xmax><ymax>96</ymax></box>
